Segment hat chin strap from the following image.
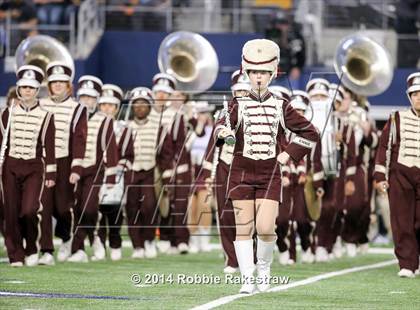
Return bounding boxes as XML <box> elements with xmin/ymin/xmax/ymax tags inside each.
<box><xmin>16</xmin><ymin>87</ymin><xmax>39</xmax><ymax>106</ymax></box>
<box><xmin>406</xmin><ymin>91</ymin><xmax>420</xmax><ymax>116</ymax></box>
<box><xmin>51</xmin><ymin>90</ymin><xmax>69</xmax><ymax>103</ymax></box>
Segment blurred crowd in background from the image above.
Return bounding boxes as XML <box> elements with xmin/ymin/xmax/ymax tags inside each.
<box><xmin>0</xmin><ymin>0</ymin><xmax>419</xmax><ymax>68</ymax></box>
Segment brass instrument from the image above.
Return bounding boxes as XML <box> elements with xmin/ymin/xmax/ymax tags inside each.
<box><xmin>155</xmin><ymin>31</ymin><xmax>219</xmax><ymax>217</ymax></box>
<box><xmin>334</xmin><ymin>34</ymin><xmax>393</xmax><ymax>97</ymax></box>
<box><xmin>305</xmin><ymin>34</ymin><xmax>394</xmax><ymax>220</ymax></box>
<box><xmin>15</xmin><ymin>35</ymin><xmax>74</xmax><ymax>80</ymax></box>
<box><xmin>157</xmin><ymin>31</ymin><xmax>219</xmax><ymax>93</ymax></box>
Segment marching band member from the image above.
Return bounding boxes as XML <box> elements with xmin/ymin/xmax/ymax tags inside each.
<box><xmin>1</xmin><ymin>65</ymin><xmax>56</xmax><ymax>266</ymax></box>
<box><xmin>189</xmin><ymin>101</ymin><xmax>215</xmax><ymax>253</ymax></box>
<box><xmin>307</xmin><ymin>79</ymin><xmax>356</xmax><ymax>262</ymax></box>
<box><xmin>126</xmin><ymin>87</ymin><xmax>161</xmax><ymax>259</ymax></box>
<box><xmin>287</xmin><ymin>91</ymin><xmax>323</xmax><ymax>264</ymax></box>
<box><xmin>39</xmin><ymin>62</ymin><xmax>87</xmax><ymax>265</ymax></box>
<box><xmin>216</xmin><ymin>39</ymin><xmax>319</xmax><ymax>293</ymax></box>
<box><xmin>149</xmin><ymin>73</ymin><xmax>178</xmax><ymax>128</ymax></box>
<box><xmin>269</xmin><ymin>85</ymin><xmax>291</xmax><ymax>102</ymax></box>
<box><xmin>97</xmin><ymin>84</ymin><xmax>133</xmax><ymax>261</ymax></box>
<box><xmin>374</xmin><ymin>72</ymin><xmax>420</xmax><ymax>278</ymax></box>
<box><xmin>193</xmin><ymin>71</ymin><xmax>251</xmax><ymax>272</ymax></box>
<box><xmin>269</xmin><ymin>86</ymin><xmax>295</xmax><ymax>265</ymax></box>
<box><xmin>149</xmin><ymin>73</ymin><xmax>178</xmax><ymax>254</ymax></box>
<box><xmin>341</xmin><ymin>87</ymin><xmax>376</xmax><ymax>256</ymax></box>
<box><xmin>158</xmin><ymin>93</ymin><xmax>206</xmax><ymax>254</ymax></box>
<box><xmin>68</xmin><ymin>76</ymin><xmax>118</xmax><ymax>263</ymax></box>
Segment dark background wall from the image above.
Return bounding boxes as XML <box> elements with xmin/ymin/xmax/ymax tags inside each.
<box><xmin>0</xmin><ymin>31</ymin><xmax>415</xmax><ymax>107</ymax></box>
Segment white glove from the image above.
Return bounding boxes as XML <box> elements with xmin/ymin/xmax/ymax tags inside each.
<box><xmin>217</xmin><ymin>127</ymin><xmax>234</xmax><ymax>140</ymax></box>
<box><xmin>277</xmin><ymin>152</ymin><xmax>290</xmax><ymax>165</ymax></box>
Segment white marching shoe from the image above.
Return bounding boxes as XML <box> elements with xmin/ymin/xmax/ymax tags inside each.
<box><xmin>10</xmin><ymin>261</ymin><xmax>23</xmax><ymax>267</ymax></box>
<box><xmin>278</xmin><ymin>250</ymin><xmax>290</xmax><ymax>266</ymax></box>
<box><xmin>67</xmin><ymin>250</ymin><xmax>89</xmax><ymax>263</ymax></box>
<box><xmin>358</xmin><ymin>243</ymin><xmax>369</xmax><ymax>255</ymax></box>
<box><xmin>188</xmin><ymin>234</ymin><xmax>200</xmax><ymax>254</ymax></box>
<box><xmin>144</xmin><ymin>240</ymin><xmax>157</xmax><ymax>258</ymax></box>
<box><xmin>25</xmin><ymin>254</ymin><xmax>39</xmax><ymax>267</ymax></box>
<box><xmin>199</xmin><ymin>227</ymin><xmax>212</xmax><ymax>252</ymax></box>
<box><xmin>346</xmin><ymin>243</ymin><xmax>357</xmax><ymax>258</ymax></box>
<box><xmin>131</xmin><ymin>248</ymin><xmax>145</xmax><ymax>259</ymax></box>
<box><xmin>301</xmin><ymin>249</ymin><xmax>315</xmax><ymax>264</ymax></box>
<box><xmin>57</xmin><ymin>239</ymin><xmax>72</xmax><ymax>262</ymax></box>
<box><xmin>91</xmin><ymin>236</ymin><xmax>106</xmax><ymax>261</ymax></box>
<box><xmin>223</xmin><ymin>266</ymin><xmax>238</xmax><ymax>274</ymax></box>
<box><xmin>256</xmin><ymin>238</ymin><xmax>275</xmax><ymax>292</ymax></box>
<box><xmin>398</xmin><ymin>268</ymin><xmax>415</xmax><ymax>278</ymax></box>
<box><xmin>234</xmin><ymin>239</ymin><xmax>256</xmax><ymax>294</ymax></box>
<box><xmin>157</xmin><ymin>240</ymin><xmax>171</xmax><ymax>254</ymax></box>
<box><xmin>315</xmin><ymin>246</ymin><xmax>329</xmax><ymax>262</ymax></box>
<box><xmin>177</xmin><ymin>242</ymin><xmax>189</xmax><ymax>254</ymax></box>
<box><xmin>110</xmin><ymin>248</ymin><xmax>122</xmax><ymax>261</ymax></box>
<box><xmin>333</xmin><ymin>238</ymin><xmax>344</xmax><ymax>258</ymax></box>
<box><xmin>39</xmin><ymin>252</ymin><xmax>55</xmax><ymax>266</ymax></box>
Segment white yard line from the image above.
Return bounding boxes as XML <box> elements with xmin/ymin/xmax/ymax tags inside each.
<box><xmin>191</xmin><ymin>259</ymin><xmax>397</xmax><ymax>310</ymax></box>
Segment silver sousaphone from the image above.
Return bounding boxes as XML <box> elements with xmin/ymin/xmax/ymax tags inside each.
<box><xmin>305</xmin><ymin>34</ymin><xmax>394</xmax><ymax>221</ymax></box>
<box><xmin>155</xmin><ymin>31</ymin><xmax>219</xmax><ymax>217</ymax></box>
<box><xmin>15</xmin><ymin>34</ymin><xmax>75</xmax><ymax>81</ymax></box>
<box><xmin>157</xmin><ymin>31</ymin><xmax>219</xmax><ymax>93</ymax></box>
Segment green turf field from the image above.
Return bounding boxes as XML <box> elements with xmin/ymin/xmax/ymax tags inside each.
<box><xmin>1</xmin><ymin>243</ymin><xmax>419</xmax><ymax>310</ymax></box>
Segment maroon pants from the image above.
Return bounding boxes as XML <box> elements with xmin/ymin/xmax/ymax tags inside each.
<box><xmin>289</xmin><ymin>183</ymin><xmax>313</xmax><ymax>260</ymax></box>
<box><xmin>98</xmin><ymin>203</ymin><xmax>123</xmax><ymax>249</ymax></box>
<box><xmin>342</xmin><ymin>165</ymin><xmax>368</xmax><ymax>244</ymax></box>
<box><xmin>276</xmin><ymin>185</ymin><xmax>292</xmax><ymax>253</ymax></box>
<box><xmin>125</xmin><ymin>169</ymin><xmax>157</xmax><ymax>249</ymax></box>
<box><xmin>389</xmin><ymin>163</ymin><xmax>420</xmax><ymax>271</ymax></box>
<box><xmin>2</xmin><ymin>158</ymin><xmax>44</xmax><ymax>263</ymax></box>
<box><xmin>215</xmin><ymin>161</ymin><xmax>238</xmax><ymax>268</ymax></box>
<box><xmin>359</xmin><ymin>164</ymin><xmax>375</xmax><ymax>245</ymax></box>
<box><xmin>0</xmin><ymin>192</ymin><xmax>4</xmax><ymax>237</ymax></box>
<box><xmin>315</xmin><ymin>177</ymin><xmax>341</xmax><ymax>253</ymax></box>
<box><xmin>71</xmin><ymin>167</ymin><xmax>104</xmax><ymax>253</ymax></box>
<box><xmin>40</xmin><ymin>157</ymin><xmax>75</xmax><ymax>253</ymax></box>
<box><xmin>170</xmin><ymin>172</ymin><xmax>191</xmax><ymax>246</ymax></box>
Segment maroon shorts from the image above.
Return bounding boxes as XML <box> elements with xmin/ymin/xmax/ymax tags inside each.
<box><xmin>227</xmin><ymin>156</ymin><xmax>282</xmax><ymax>201</ymax></box>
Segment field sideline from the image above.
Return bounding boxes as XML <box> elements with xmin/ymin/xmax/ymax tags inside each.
<box><xmin>1</xmin><ymin>243</ymin><xmax>420</xmax><ymax>309</ymax></box>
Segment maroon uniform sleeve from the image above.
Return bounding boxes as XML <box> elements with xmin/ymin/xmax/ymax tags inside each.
<box><xmin>310</xmin><ymin>137</ymin><xmax>324</xmax><ymax>190</ymax></box>
<box><xmin>188</xmin><ymin>117</ymin><xmax>206</xmax><ymax>138</ymax></box>
<box><xmin>281</xmin><ymin>160</ymin><xmax>292</xmax><ymax>179</ymax></box>
<box><xmin>42</xmin><ymin>112</ymin><xmax>56</xmax><ymax>181</ymax></box>
<box><xmin>196</xmin><ymin>126</ymin><xmax>217</xmax><ymax>183</ymax></box>
<box><xmin>118</xmin><ymin>126</ymin><xmax>134</xmax><ymax>172</ymax></box>
<box><xmin>156</xmin><ymin>125</ymin><xmax>175</xmax><ymax>185</ymax></box>
<box><xmin>0</xmin><ymin>108</ymin><xmax>10</xmax><ymax>151</ymax></box>
<box><xmin>104</xmin><ymin>118</ymin><xmax>118</xmax><ymax>184</ymax></box>
<box><xmin>71</xmin><ymin>104</ymin><xmax>88</xmax><ymax>176</ymax></box>
<box><xmin>344</xmin><ymin>125</ymin><xmax>357</xmax><ymax>182</ymax></box>
<box><xmin>282</xmin><ymin>102</ymin><xmax>319</xmax><ymax>162</ymax></box>
<box><xmin>373</xmin><ymin>113</ymin><xmax>398</xmax><ymax>183</ymax></box>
